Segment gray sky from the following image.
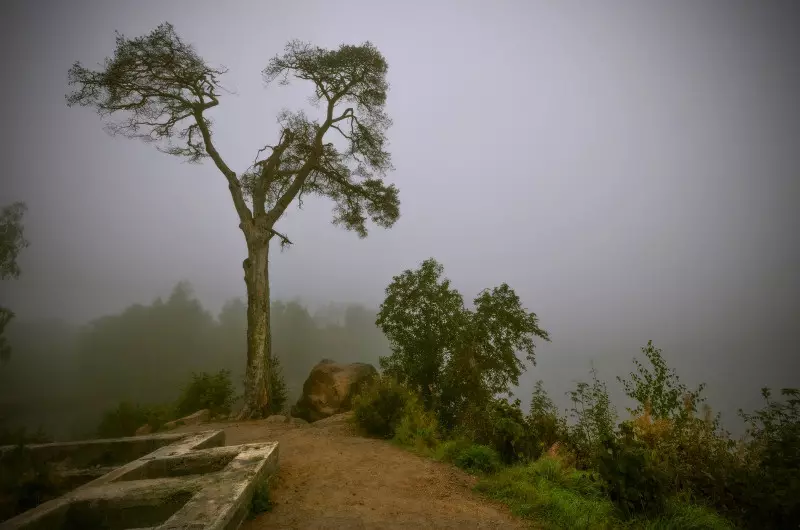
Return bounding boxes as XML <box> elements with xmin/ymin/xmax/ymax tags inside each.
<box><xmin>1</xmin><ymin>1</ymin><xmax>798</xmax><ymax>423</ymax></box>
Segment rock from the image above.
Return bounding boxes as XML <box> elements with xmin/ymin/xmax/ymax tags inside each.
<box><xmin>291</xmin><ymin>359</ymin><xmax>378</xmax><ymax>423</ymax></box>
<box><xmin>264</xmin><ymin>415</ymin><xmax>287</xmax><ymax>424</ymax></box>
<box><xmin>134</xmin><ymin>424</ymin><xmax>152</xmax><ymax>436</ymax></box>
<box><xmin>162</xmin><ymin>409</ymin><xmax>211</xmax><ymax>430</ymax></box>
<box><xmin>290</xmin><ymin>417</ymin><xmax>308</xmax><ymax>426</ymax></box>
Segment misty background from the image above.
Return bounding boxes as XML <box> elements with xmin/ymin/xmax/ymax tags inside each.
<box><xmin>0</xmin><ymin>1</ymin><xmax>798</xmax><ymax>438</ymax></box>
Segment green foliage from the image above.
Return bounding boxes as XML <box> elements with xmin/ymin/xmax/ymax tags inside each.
<box><xmin>734</xmin><ymin>387</ymin><xmax>800</xmax><ymax>529</ymax></box>
<box><xmin>618</xmin><ymin>341</ymin><xmax>706</xmax><ymax>423</ymax></box>
<box><xmin>376</xmin><ymin>258</ymin><xmax>465</xmax><ymax>409</ymax></box>
<box><xmin>175</xmin><ymin>369</ymin><xmax>235</xmax><ymax>417</ymax></box>
<box><xmin>96</xmin><ymin>402</ymin><xmax>173</xmax><ymax>438</ymax></box>
<box><xmin>471</xmin><ymin>398</ymin><xmax>537</xmax><ymax>465</ymax></box>
<box><xmin>376</xmin><ymin>258</ymin><xmax>549</xmax><ymax>428</ymax></box>
<box><xmin>476</xmin><ymin>458</ymin><xmax>616</xmax><ymax>530</ymax></box>
<box><xmin>637</xmin><ymin>498</ymin><xmax>736</xmax><ymax>530</ymax></box>
<box><xmin>73</xmin><ymin>282</ymin><xmax>221</xmax><ymax>409</ymax></box>
<box><xmin>0</xmin><ymin>202</ymin><xmax>29</xmax><ymax>282</ymax></box>
<box><xmin>566</xmin><ymin>365</ymin><xmax>618</xmax><ymax>468</ymax></box>
<box><xmin>454</xmin><ymin>444</ymin><xmax>502</xmax><ymax>474</ymax></box>
<box><xmin>0</xmin><ymin>201</ymin><xmax>29</xmax><ymax>365</ymax></box>
<box><xmin>393</xmin><ymin>394</ymin><xmax>439</xmax><ymax>450</ymax></box>
<box><xmin>434</xmin><ymin>437</ymin><xmax>474</xmax><ymax>463</ymax></box>
<box><xmin>528</xmin><ymin>380</ymin><xmax>568</xmax><ymax>459</ymax></box>
<box><xmin>352</xmin><ymin>376</ymin><xmax>413</xmax><ymax>439</ymax></box>
<box><xmin>597</xmin><ymin>423</ymin><xmax>670</xmax><ymax>518</ymax></box>
<box><xmin>267</xmin><ymin>353</ymin><xmax>288</xmax><ymax>415</ymax></box>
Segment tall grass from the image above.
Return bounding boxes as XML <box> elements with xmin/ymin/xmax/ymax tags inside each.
<box><xmin>475</xmin><ymin>456</ymin><xmax>735</xmax><ymax>530</ymax></box>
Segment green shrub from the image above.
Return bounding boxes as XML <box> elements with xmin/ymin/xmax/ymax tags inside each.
<box><xmin>454</xmin><ymin>444</ymin><xmax>501</xmax><ymax>474</ymax></box>
<box><xmin>528</xmin><ymin>380</ymin><xmax>568</xmax><ymax>459</ymax></box>
<box><xmin>175</xmin><ymin>369</ymin><xmax>235</xmax><ymax>417</ymax></box>
<box><xmin>435</xmin><ymin>437</ymin><xmax>474</xmax><ymax>463</ymax></box>
<box><xmin>566</xmin><ymin>365</ymin><xmax>618</xmax><ymax>469</ymax></box>
<box><xmin>734</xmin><ymin>387</ymin><xmax>800</xmax><ymax>529</ymax></box>
<box><xmin>393</xmin><ymin>393</ymin><xmax>439</xmax><ymax>450</ymax></box>
<box><xmin>469</xmin><ymin>398</ymin><xmax>537</xmax><ymax>465</ymax></box>
<box><xmin>597</xmin><ymin>423</ymin><xmax>670</xmax><ymax>518</ymax></box>
<box><xmin>96</xmin><ymin>401</ymin><xmax>173</xmax><ymax>438</ymax></box>
<box><xmin>352</xmin><ymin>376</ymin><xmax>414</xmax><ymax>439</ymax></box>
<box><xmin>267</xmin><ymin>354</ymin><xmax>289</xmax><ymax>415</ymax></box>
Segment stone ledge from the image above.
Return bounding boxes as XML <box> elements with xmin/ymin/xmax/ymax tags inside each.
<box><xmin>1</xmin><ymin>430</ymin><xmax>279</xmax><ymax>530</ymax></box>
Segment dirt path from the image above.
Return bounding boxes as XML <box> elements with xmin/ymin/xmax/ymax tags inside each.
<box><xmin>177</xmin><ymin>414</ymin><xmax>527</xmax><ymax>530</ymax></box>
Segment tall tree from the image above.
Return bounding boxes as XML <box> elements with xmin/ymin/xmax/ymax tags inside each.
<box><xmin>0</xmin><ymin>201</ymin><xmax>30</xmax><ymax>363</ymax></box>
<box><xmin>376</xmin><ymin>258</ymin><xmax>550</xmax><ymax>424</ymax></box>
<box><xmin>66</xmin><ymin>24</ymin><xmax>400</xmax><ymax>417</ymax></box>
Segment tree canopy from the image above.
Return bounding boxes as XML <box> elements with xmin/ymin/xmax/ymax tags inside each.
<box><xmin>66</xmin><ymin>23</ymin><xmax>400</xmax><ymax>244</ymax></box>
<box><xmin>376</xmin><ymin>258</ymin><xmax>550</xmax><ymax>423</ymax></box>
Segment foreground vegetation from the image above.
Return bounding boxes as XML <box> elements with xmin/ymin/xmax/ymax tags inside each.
<box><xmin>350</xmin><ymin>259</ymin><xmax>799</xmax><ymax>530</ymax></box>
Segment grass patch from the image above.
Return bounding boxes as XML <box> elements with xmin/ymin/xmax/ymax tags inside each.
<box><xmin>453</xmin><ymin>444</ymin><xmax>502</xmax><ymax>474</ymax></box>
<box><xmin>476</xmin><ymin>456</ymin><xmax>735</xmax><ymax>529</ymax></box>
<box><xmin>633</xmin><ymin>498</ymin><xmax>736</xmax><ymax>530</ymax></box>
<box><xmin>476</xmin><ymin>456</ymin><xmax>617</xmax><ymax>529</ymax></box>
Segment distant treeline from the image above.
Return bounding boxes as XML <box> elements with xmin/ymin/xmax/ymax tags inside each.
<box><xmin>0</xmin><ymin>281</ymin><xmax>389</xmax><ymax>439</ymax></box>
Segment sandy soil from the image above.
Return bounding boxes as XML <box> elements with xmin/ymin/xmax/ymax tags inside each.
<box><xmin>176</xmin><ymin>414</ymin><xmax>527</xmax><ymax>530</ymax></box>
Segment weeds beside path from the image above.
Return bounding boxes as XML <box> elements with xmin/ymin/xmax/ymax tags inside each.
<box><xmin>176</xmin><ymin>413</ymin><xmax>529</xmax><ymax>530</ymax></box>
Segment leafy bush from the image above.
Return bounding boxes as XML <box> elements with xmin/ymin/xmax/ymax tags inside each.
<box><xmin>393</xmin><ymin>392</ymin><xmax>439</xmax><ymax>450</ymax></box>
<box><xmin>96</xmin><ymin>401</ymin><xmax>173</xmax><ymax>438</ymax></box>
<box><xmin>175</xmin><ymin>369</ymin><xmax>235</xmax><ymax>417</ymax></box>
<box><xmin>352</xmin><ymin>376</ymin><xmax>414</xmax><ymax>438</ymax></box>
<box><xmin>565</xmin><ymin>365</ymin><xmax>617</xmax><ymax>469</ymax></box>
<box><xmin>527</xmin><ymin>380</ymin><xmax>567</xmax><ymax>460</ymax></box>
<box><xmin>434</xmin><ymin>437</ymin><xmax>474</xmax><ymax>463</ymax></box>
<box><xmin>734</xmin><ymin>387</ymin><xmax>800</xmax><ymax>529</ymax></box>
<box><xmin>454</xmin><ymin>444</ymin><xmax>501</xmax><ymax>474</ymax></box>
<box><xmin>618</xmin><ymin>340</ymin><xmax>706</xmax><ymax>423</ymax></box>
<box><xmin>471</xmin><ymin>398</ymin><xmax>537</xmax><ymax>465</ymax></box>
<box><xmin>597</xmin><ymin>422</ymin><xmax>670</xmax><ymax>518</ymax></box>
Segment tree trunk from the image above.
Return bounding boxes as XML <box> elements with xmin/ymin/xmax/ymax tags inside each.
<box><xmin>239</xmin><ymin>238</ymin><xmax>272</xmax><ymax>419</ymax></box>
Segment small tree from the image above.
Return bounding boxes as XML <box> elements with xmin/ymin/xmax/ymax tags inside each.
<box><xmin>376</xmin><ymin>258</ymin><xmax>550</xmax><ymax>426</ymax></box>
<box><xmin>566</xmin><ymin>364</ymin><xmax>617</xmax><ymax>466</ymax></box>
<box><xmin>0</xmin><ymin>202</ymin><xmax>29</xmax><ymax>364</ymax></box>
<box><xmin>67</xmin><ymin>24</ymin><xmax>400</xmax><ymax>418</ymax></box>
<box><xmin>618</xmin><ymin>340</ymin><xmax>706</xmax><ymax>423</ymax></box>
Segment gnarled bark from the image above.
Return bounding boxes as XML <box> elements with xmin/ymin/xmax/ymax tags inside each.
<box><xmin>238</xmin><ymin>236</ymin><xmax>272</xmax><ymax>419</ymax></box>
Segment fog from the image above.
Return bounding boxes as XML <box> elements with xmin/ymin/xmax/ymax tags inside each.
<box><xmin>1</xmin><ymin>0</ymin><xmax>798</xmax><ymax>437</ymax></box>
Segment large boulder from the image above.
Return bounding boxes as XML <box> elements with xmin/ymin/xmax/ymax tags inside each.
<box><xmin>291</xmin><ymin>359</ymin><xmax>378</xmax><ymax>422</ymax></box>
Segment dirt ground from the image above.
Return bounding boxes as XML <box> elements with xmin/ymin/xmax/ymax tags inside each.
<box><xmin>176</xmin><ymin>414</ymin><xmax>528</xmax><ymax>530</ymax></box>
